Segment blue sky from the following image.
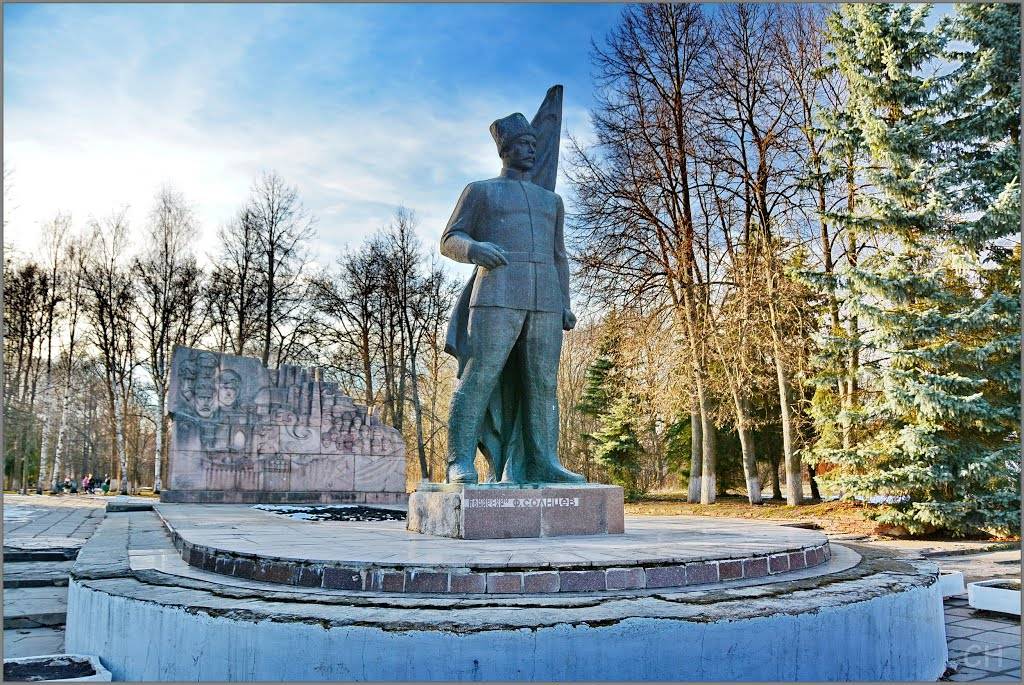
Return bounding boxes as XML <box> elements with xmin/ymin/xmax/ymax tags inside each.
<box><xmin>4</xmin><ymin>2</ymin><xmax>626</xmax><ymax>268</ymax></box>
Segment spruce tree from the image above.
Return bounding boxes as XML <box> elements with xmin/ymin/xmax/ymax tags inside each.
<box><xmin>577</xmin><ymin>332</ymin><xmax>620</xmax><ymax>421</ymax></box>
<box><xmin>819</xmin><ymin>4</ymin><xmax>1020</xmax><ymax>536</ymax></box>
<box><xmin>577</xmin><ymin>313</ymin><xmax>647</xmax><ymax>495</ymax></box>
<box><xmin>804</xmin><ymin>25</ymin><xmax>870</xmax><ymax>462</ymax></box>
<box><xmin>592</xmin><ymin>393</ymin><xmax>644</xmax><ymax>498</ymax></box>
<box><xmin>931</xmin><ymin>2</ymin><xmax>1021</xmax><ymax>534</ymax></box>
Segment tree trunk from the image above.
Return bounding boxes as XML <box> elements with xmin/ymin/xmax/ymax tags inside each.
<box><xmin>262</xmin><ymin>262</ymin><xmax>275</xmax><ymax>367</ymax></box>
<box><xmin>843</xmin><ymin>312</ymin><xmax>859</xmax><ymax>450</ymax></box>
<box><xmin>687</xmin><ymin>402</ymin><xmax>703</xmax><ymax>503</ymax></box>
<box><xmin>18</xmin><ymin>436</ymin><xmax>29</xmax><ymax>494</ymax></box>
<box><xmin>713</xmin><ymin>324</ymin><xmax>762</xmax><ymax>506</ymax></box>
<box><xmin>679</xmin><ymin>294</ymin><xmax>716</xmax><ymax>505</ymax></box>
<box><xmin>112</xmin><ymin>391</ymin><xmax>131</xmax><ymax>495</ymax></box>
<box><xmin>51</xmin><ymin>378</ymin><xmax>72</xmax><ymax>493</ymax></box>
<box><xmin>842</xmin><ymin>167</ymin><xmax>859</xmax><ymax>450</ymax></box>
<box><xmin>36</xmin><ymin>380</ymin><xmax>56</xmax><ymax>494</ymax></box>
<box><xmin>360</xmin><ymin>329</ymin><xmax>374</xmax><ymax>410</ymax></box>
<box><xmin>19</xmin><ymin>354</ymin><xmax>41</xmax><ymax>495</ymax></box>
<box><xmin>808</xmin><ymin>464</ymin><xmax>822</xmax><ymax>501</ymax></box>
<box><xmin>767</xmin><ymin>285</ymin><xmax>802</xmax><ymax>506</ymax></box>
<box><xmin>769</xmin><ymin>450</ymin><xmax>782</xmax><ymax>499</ymax></box>
<box><xmin>773</xmin><ymin>350</ymin><xmax>801</xmax><ymax>505</ymax></box>
<box><xmin>698</xmin><ymin>386</ymin><xmax>717</xmax><ymax>504</ymax></box>
<box><xmin>408</xmin><ymin>353</ymin><xmax>429</xmax><ymax>482</ymax></box>
<box><xmin>736</xmin><ymin>396</ymin><xmax>762</xmax><ymax>504</ymax></box>
<box><xmin>154</xmin><ymin>387</ymin><xmax>165</xmax><ymax>493</ymax></box>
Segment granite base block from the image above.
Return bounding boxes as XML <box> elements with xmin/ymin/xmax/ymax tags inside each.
<box><xmin>407</xmin><ymin>483</ymin><xmax>624</xmax><ymax>539</ymax></box>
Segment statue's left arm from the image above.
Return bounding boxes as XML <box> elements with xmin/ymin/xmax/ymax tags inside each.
<box><xmin>554</xmin><ymin>195</ymin><xmax>576</xmax><ymax>331</ymax></box>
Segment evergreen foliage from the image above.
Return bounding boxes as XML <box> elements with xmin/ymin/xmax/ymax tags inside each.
<box><xmin>592</xmin><ymin>392</ymin><xmax>645</xmax><ymax>498</ymax></box>
<box><xmin>815</xmin><ymin>3</ymin><xmax>1020</xmax><ymax>536</ymax></box>
<box><xmin>577</xmin><ymin>323</ymin><xmax>621</xmax><ymax>420</ymax></box>
<box><xmin>577</xmin><ymin>315</ymin><xmax>647</xmax><ymax>497</ymax></box>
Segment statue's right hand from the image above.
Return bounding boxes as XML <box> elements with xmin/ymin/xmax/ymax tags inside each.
<box><xmin>468</xmin><ymin>242</ymin><xmax>508</xmax><ymax>269</ymax></box>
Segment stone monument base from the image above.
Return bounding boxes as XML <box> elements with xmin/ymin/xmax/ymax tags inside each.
<box><xmin>66</xmin><ymin>507</ymin><xmax>948</xmax><ymax>680</ymax></box>
<box><xmin>406</xmin><ymin>483</ymin><xmax>624</xmax><ymax>539</ymax></box>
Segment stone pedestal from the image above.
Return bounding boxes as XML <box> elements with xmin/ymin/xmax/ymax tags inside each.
<box><xmin>406</xmin><ymin>483</ymin><xmax>624</xmax><ymax>539</ymax></box>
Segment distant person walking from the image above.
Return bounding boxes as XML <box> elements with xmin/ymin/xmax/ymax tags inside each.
<box><xmin>82</xmin><ymin>473</ymin><xmax>92</xmax><ymax>494</ymax></box>
<box><xmin>101</xmin><ymin>475</ymin><xmax>111</xmax><ymax>495</ymax></box>
<box><xmin>62</xmin><ymin>476</ymin><xmax>72</xmax><ymax>494</ymax></box>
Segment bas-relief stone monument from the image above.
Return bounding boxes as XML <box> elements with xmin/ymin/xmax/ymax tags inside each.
<box><xmin>406</xmin><ymin>85</ymin><xmax>624</xmax><ymax>538</ymax></box>
<box><xmin>161</xmin><ymin>346</ymin><xmax>407</xmax><ymax>504</ymax></box>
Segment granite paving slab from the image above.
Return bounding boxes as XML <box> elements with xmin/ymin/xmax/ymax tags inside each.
<box><xmin>2</xmin><ymin>586</ymin><xmax>68</xmax><ymax>629</ymax></box>
<box><xmin>2</xmin><ymin>495</ymin><xmax>106</xmax><ymax>544</ymax></box>
<box><xmin>947</xmin><ymin>667</ymin><xmax>1019</xmax><ymax>681</ymax></box>
<box><xmin>2</xmin><ymin>627</ymin><xmax>65</xmax><ymax>659</ymax></box>
<box><xmin>154</xmin><ymin>503</ymin><xmax>832</xmax><ymax>594</ymax></box>
<box><xmin>156</xmin><ymin>503</ymin><xmax>826</xmax><ymax>568</ymax></box>
<box><xmin>942</xmin><ymin>594</ymin><xmax>1022</xmax><ymax>683</ymax></box>
<box><xmin>3</xmin><ymin>561</ymin><xmax>74</xmax><ymax>588</ymax></box>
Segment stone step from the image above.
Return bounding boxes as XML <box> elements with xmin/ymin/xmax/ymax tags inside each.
<box><xmin>2</xmin><ymin>627</ymin><xmax>64</xmax><ymax>659</ymax></box>
<box><xmin>3</xmin><ymin>537</ymin><xmax>85</xmax><ymax>562</ymax></box>
<box><xmin>2</xmin><ymin>549</ymin><xmax>78</xmax><ymax>562</ymax></box>
<box><xmin>3</xmin><ymin>561</ymin><xmax>73</xmax><ymax>588</ymax></box>
<box><xmin>2</xmin><ymin>587</ymin><xmax>67</xmax><ymax>630</ymax></box>
<box><xmin>105</xmin><ymin>496</ymin><xmax>154</xmax><ymax>513</ymax></box>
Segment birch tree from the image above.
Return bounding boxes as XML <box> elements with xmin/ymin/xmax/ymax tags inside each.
<box><xmin>49</xmin><ymin>232</ymin><xmax>91</xmax><ymax>493</ymax></box>
<box><xmin>134</xmin><ymin>186</ymin><xmax>203</xmax><ymax>493</ymax></box>
<box><xmin>83</xmin><ymin>210</ymin><xmax>138</xmax><ymax>495</ymax></box>
<box><xmin>35</xmin><ymin>214</ymin><xmax>72</xmax><ymax>493</ymax></box>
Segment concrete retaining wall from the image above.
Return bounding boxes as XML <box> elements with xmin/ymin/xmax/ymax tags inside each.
<box><xmin>67</xmin><ymin>575</ymin><xmax>947</xmax><ymax>681</ymax></box>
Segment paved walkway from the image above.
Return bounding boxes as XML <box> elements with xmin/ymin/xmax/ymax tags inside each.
<box><xmin>3</xmin><ymin>495</ymin><xmax>107</xmax><ymax>660</ymax></box>
<box><xmin>943</xmin><ymin>595</ymin><xmax>1021</xmax><ymax>681</ymax></box>
<box><xmin>3</xmin><ymin>494</ymin><xmax>107</xmax><ymax>543</ymax></box>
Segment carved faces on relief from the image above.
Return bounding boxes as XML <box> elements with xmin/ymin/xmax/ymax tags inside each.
<box><xmin>217</xmin><ymin>369</ymin><xmax>242</xmax><ymax>409</ymax></box>
<box><xmin>178</xmin><ymin>351</ymin><xmax>246</xmax><ymax>420</ymax></box>
<box><xmin>193</xmin><ymin>377</ymin><xmax>218</xmax><ymax>418</ymax></box>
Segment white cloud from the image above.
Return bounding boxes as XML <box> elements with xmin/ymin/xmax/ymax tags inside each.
<box><xmin>3</xmin><ymin>4</ymin><xmax>597</xmax><ymax>281</ymax></box>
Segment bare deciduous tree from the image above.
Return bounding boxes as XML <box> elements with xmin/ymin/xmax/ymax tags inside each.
<box><xmin>49</xmin><ymin>230</ymin><xmax>92</xmax><ymax>493</ymax></box>
<box><xmin>134</xmin><ymin>186</ymin><xmax>206</xmax><ymax>492</ymax></box>
<box><xmin>567</xmin><ymin>3</ymin><xmax>720</xmax><ymax>502</ymax></box>
<box><xmin>35</xmin><ymin>213</ymin><xmax>72</xmax><ymax>493</ymax></box>
<box><xmin>83</xmin><ymin>210</ymin><xmax>138</xmax><ymax>495</ymax></box>
<box><xmin>247</xmin><ymin>170</ymin><xmax>317</xmax><ymax>368</ymax></box>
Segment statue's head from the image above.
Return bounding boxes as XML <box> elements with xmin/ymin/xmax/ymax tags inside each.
<box><xmin>490</xmin><ymin>113</ymin><xmax>537</xmax><ymax>172</ymax></box>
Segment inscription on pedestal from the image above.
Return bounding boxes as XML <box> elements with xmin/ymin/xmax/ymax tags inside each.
<box><xmin>464</xmin><ymin>496</ymin><xmax>580</xmax><ymax>508</ymax></box>
<box><xmin>407</xmin><ymin>484</ymin><xmax>624</xmax><ymax>539</ymax></box>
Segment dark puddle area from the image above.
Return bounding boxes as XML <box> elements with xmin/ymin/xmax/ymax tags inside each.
<box><xmin>5</xmin><ymin>657</ymin><xmax>96</xmax><ymax>682</ymax></box>
<box><xmin>255</xmin><ymin>505</ymin><xmax>406</xmax><ymax>522</ymax></box>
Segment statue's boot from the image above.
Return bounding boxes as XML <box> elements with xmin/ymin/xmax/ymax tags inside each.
<box><xmin>446</xmin><ymin>457</ymin><xmax>479</xmax><ymax>484</ymax></box>
<box><xmin>527</xmin><ymin>457</ymin><xmax>586</xmax><ymax>484</ymax></box>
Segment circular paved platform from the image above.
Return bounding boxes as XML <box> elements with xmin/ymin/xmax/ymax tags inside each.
<box><xmin>155</xmin><ymin>503</ymin><xmax>831</xmax><ymax>594</ymax></box>
<box><xmin>66</xmin><ymin>508</ymin><xmax>949</xmax><ymax>681</ymax></box>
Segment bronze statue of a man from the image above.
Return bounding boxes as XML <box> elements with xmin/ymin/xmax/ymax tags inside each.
<box><xmin>441</xmin><ymin>87</ymin><xmax>585</xmax><ymax>485</ymax></box>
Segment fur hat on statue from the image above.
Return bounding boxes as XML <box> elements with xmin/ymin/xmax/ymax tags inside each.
<box><xmin>489</xmin><ymin>113</ymin><xmax>538</xmax><ymax>154</ymax></box>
